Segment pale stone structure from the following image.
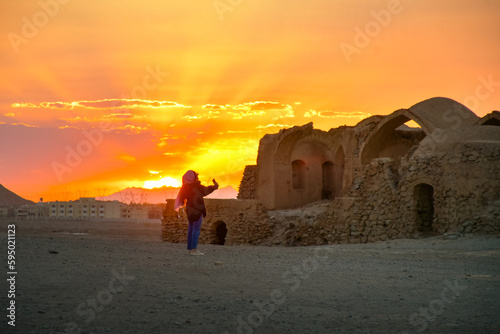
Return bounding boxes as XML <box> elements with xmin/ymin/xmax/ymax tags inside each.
<box><xmin>161</xmin><ymin>97</ymin><xmax>500</xmax><ymax>246</ymax></box>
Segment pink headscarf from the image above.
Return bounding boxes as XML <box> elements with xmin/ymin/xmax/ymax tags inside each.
<box><xmin>181</xmin><ymin>170</ymin><xmax>197</xmax><ymax>185</ymax></box>
<box><xmin>174</xmin><ymin>170</ymin><xmax>197</xmax><ymax>212</ymax></box>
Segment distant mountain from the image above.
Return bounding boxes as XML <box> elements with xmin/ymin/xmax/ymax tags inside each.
<box><xmin>205</xmin><ymin>186</ymin><xmax>238</xmax><ymax>199</ymax></box>
<box><xmin>99</xmin><ymin>185</ymin><xmax>237</xmax><ymax>204</ymax></box>
<box><xmin>99</xmin><ymin>186</ymin><xmax>178</xmax><ymax>204</ymax></box>
<box><xmin>0</xmin><ymin>184</ymin><xmax>34</xmax><ymax>207</ymax></box>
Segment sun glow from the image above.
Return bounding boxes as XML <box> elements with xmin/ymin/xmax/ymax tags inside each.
<box><xmin>143</xmin><ymin>177</ymin><xmax>181</xmax><ymax>189</ymax></box>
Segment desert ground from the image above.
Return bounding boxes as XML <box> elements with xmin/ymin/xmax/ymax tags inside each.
<box><xmin>1</xmin><ymin>219</ymin><xmax>500</xmax><ymax>334</ymax></box>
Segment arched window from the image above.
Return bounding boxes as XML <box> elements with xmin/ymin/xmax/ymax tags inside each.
<box><xmin>292</xmin><ymin>160</ymin><xmax>306</xmax><ymax>189</ymax></box>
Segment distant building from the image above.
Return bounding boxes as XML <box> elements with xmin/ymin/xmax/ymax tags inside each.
<box><xmin>14</xmin><ymin>197</ymin><xmax>163</xmax><ymax>222</ymax></box>
<box><xmin>45</xmin><ymin>198</ymin><xmax>121</xmax><ymax>220</ymax></box>
<box><xmin>121</xmin><ymin>203</ymin><xmax>164</xmax><ymax>220</ymax></box>
<box><xmin>25</xmin><ymin>203</ymin><xmax>49</xmax><ymax>220</ymax></box>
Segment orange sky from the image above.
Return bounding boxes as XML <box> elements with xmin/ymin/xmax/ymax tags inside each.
<box><xmin>0</xmin><ymin>0</ymin><xmax>499</xmax><ymax>202</ymax></box>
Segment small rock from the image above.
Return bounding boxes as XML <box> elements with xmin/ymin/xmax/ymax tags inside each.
<box><xmin>443</xmin><ymin>233</ymin><xmax>461</xmax><ymax>240</ymax></box>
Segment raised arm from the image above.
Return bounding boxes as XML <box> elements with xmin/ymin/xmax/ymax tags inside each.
<box><xmin>202</xmin><ymin>179</ymin><xmax>219</xmax><ymax>196</ymax></box>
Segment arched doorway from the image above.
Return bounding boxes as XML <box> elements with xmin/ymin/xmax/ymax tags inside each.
<box><xmin>414</xmin><ymin>183</ymin><xmax>434</xmax><ymax>234</ymax></box>
<box><xmin>322</xmin><ymin>161</ymin><xmax>334</xmax><ymax>199</ymax></box>
<box><xmin>212</xmin><ymin>221</ymin><xmax>227</xmax><ymax>245</ymax></box>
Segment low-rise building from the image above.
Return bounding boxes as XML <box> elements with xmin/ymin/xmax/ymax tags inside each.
<box><xmin>14</xmin><ymin>198</ymin><xmax>163</xmax><ymax>222</ymax></box>
<box><xmin>46</xmin><ymin>198</ymin><xmax>122</xmax><ymax>220</ymax></box>
<box><xmin>26</xmin><ymin>203</ymin><xmax>49</xmax><ymax>220</ymax></box>
<box><xmin>121</xmin><ymin>203</ymin><xmax>164</xmax><ymax>221</ymax></box>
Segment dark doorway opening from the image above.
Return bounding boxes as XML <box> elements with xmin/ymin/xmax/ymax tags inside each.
<box><xmin>322</xmin><ymin>161</ymin><xmax>334</xmax><ymax>199</ymax></box>
<box><xmin>214</xmin><ymin>221</ymin><xmax>227</xmax><ymax>245</ymax></box>
<box><xmin>414</xmin><ymin>183</ymin><xmax>434</xmax><ymax>234</ymax></box>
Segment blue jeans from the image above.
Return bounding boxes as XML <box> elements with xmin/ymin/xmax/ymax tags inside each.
<box><xmin>187</xmin><ymin>216</ymin><xmax>203</xmax><ymax>250</ymax></box>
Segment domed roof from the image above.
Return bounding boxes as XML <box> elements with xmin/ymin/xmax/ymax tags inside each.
<box><xmin>409</xmin><ymin>97</ymin><xmax>479</xmax><ymax>132</ymax></box>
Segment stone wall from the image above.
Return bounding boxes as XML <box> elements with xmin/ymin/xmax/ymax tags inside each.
<box><xmin>460</xmin><ymin>199</ymin><xmax>500</xmax><ymax>234</ymax></box>
<box><xmin>398</xmin><ymin>128</ymin><xmax>500</xmax><ymax>233</ymax></box>
<box><xmin>272</xmin><ymin>159</ymin><xmax>415</xmax><ymax>247</ymax></box>
<box><xmin>271</xmin><ymin>129</ymin><xmax>500</xmax><ymax>246</ymax></box>
<box><xmin>237</xmin><ymin>165</ymin><xmax>258</xmax><ymax>199</ymax></box>
<box><xmin>161</xmin><ymin>198</ymin><xmax>275</xmax><ymax>246</ymax></box>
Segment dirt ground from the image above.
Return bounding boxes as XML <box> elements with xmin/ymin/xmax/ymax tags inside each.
<box><xmin>1</xmin><ymin>219</ymin><xmax>500</xmax><ymax>334</ymax></box>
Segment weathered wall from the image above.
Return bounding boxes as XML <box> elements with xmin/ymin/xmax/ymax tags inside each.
<box><xmin>262</xmin><ymin>134</ymin><xmax>500</xmax><ymax>246</ymax></box>
<box><xmin>161</xmin><ymin>199</ymin><xmax>275</xmax><ymax>246</ymax></box>
<box><xmin>257</xmin><ymin>123</ymin><xmax>351</xmax><ymax>210</ymax></box>
<box><xmin>237</xmin><ymin>165</ymin><xmax>257</xmax><ymax>199</ymax></box>
<box><xmin>399</xmin><ymin>126</ymin><xmax>500</xmax><ymax>232</ymax></box>
<box><xmin>256</xmin><ymin>123</ymin><xmax>315</xmax><ymax>210</ymax></box>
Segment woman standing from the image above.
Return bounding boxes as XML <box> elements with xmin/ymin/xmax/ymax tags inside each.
<box><xmin>174</xmin><ymin>170</ymin><xmax>219</xmax><ymax>255</ymax></box>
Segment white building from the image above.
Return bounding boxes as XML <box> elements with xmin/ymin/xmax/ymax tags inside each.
<box><xmin>46</xmin><ymin>198</ymin><xmax>121</xmax><ymax>219</ymax></box>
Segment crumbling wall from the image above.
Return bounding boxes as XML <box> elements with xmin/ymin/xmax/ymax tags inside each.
<box><xmin>274</xmin><ymin>159</ymin><xmax>414</xmax><ymax>246</ymax></box>
<box><xmin>265</xmin><ymin>136</ymin><xmax>500</xmax><ymax>246</ymax></box>
<box><xmin>161</xmin><ymin>198</ymin><xmax>275</xmax><ymax>245</ymax></box>
<box><xmin>400</xmin><ymin>132</ymin><xmax>500</xmax><ymax>234</ymax></box>
<box><xmin>460</xmin><ymin>199</ymin><xmax>500</xmax><ymax>234</ymax></box>
<box><xmin>237</xmin><ymin>165</ymin><xmax>258</xmax><ymax>199</ymax></box>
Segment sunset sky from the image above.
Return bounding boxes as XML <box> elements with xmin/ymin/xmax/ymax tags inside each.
<box><xmin>1</xmin><ymin>0</ymin><xmax>499</xmax><ymax>202</ymax></box>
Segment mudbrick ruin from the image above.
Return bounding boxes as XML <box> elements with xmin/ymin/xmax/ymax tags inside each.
<box><xmin>162</xmin><ymin>97</ymin><xmax>500</xmax><ymax>246</ymax></box>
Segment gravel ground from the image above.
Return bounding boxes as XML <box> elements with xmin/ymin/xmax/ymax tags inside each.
<box><xmin>1</xmin><ymin>220</ymin><xmax>500</xmax><ymax>334</ymax></box>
